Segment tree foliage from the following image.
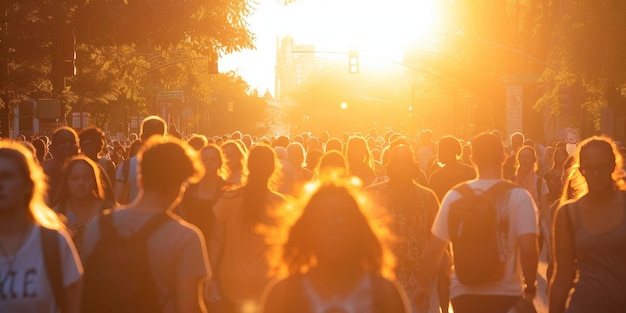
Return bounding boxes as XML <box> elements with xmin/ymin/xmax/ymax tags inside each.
<box><xmin>1</xmin><ymin>0</ymin><xmax>257</xmax><ymax>136</ymax></box>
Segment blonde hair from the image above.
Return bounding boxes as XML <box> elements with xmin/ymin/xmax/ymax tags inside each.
<box><xmin>0</xmin><ymin>140</ymin><xmax>63</xmax><ymax>230</ymax></box>
<box><xmin>565</xmin><ymin>135</ymin><xmax>626</xmax><ymax>201</ymax></box>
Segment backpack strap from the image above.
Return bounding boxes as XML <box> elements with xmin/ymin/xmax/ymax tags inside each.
<box><xmin>98</xmin><ymin>210</ymin><xmax>171</xmax><ymax>241</ymax></box>
<box><xmin>134</xmin><ymin>213</ymin><xmax>172</xmax><ymax>242</ymax></box>
<box><xmin>41</xmin><ymin>227</ymin><xmax>66</xmax><ymax>313</ymax></box>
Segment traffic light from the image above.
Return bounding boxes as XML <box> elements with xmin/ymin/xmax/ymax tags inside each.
<box><xmin>348</xmin><ymin>50</ymin><xmax>359</xmax><ymax>74</ymax></box>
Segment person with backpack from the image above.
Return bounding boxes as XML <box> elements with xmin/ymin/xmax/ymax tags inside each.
<box><xmin>414</xmin><ymin>132</ymin><xmax>539</xmax><ymax>313</ymax></box>
<box><xmin>113</xmin><ymin>115</ymin><xmax>167</xmax><ymax>204</ymax></box>
<box><xmin>0</xmin><ymin>140</ymin><xmax>82</xmax><ymax>313</ymax></box>
<box><xmin>80</xmin><ymin>136</ymin><xmax>210</xmax><ymax>313</ymax></box>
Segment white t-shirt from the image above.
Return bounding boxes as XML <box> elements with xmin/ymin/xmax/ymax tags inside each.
<box><xmin>432</xmin><ymin>179</ymin><xmax>538</xmax><ymax>299</ymax></box>
<box><xmin>0</xmin><ymin>226</ymin><xmax>82</xmax><ymax>313</ymax></box>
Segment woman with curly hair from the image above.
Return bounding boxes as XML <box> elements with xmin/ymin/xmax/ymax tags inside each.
<box><xmin>260</xmin><ymin>180</ymin><xmax>410</xmax><ymax>313</ymax></box>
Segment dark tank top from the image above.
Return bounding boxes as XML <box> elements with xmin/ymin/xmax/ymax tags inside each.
<box><xmin>566</xmin><ymin>193</ymin><xmax>626</xmax><ymax>313</ymax></box>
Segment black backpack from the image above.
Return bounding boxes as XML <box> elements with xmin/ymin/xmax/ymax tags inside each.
<box><xmin>447</xmin><ymin>181</ymin><xmax>516</xmax><ymax>285</ymax></box>
<box><xmin>81</xmin><ymin>210</ymin><xmax>171</xmax><ymax>313</ymax></box>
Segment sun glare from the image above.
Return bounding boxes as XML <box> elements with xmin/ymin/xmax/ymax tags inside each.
<box><xmin>280</xmin><ymin>0</ymin><xmax>441</xmax><ymax>61</ymax></box>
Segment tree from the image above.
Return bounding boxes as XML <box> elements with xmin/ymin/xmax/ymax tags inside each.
<box><xmin>205</xmin><ymin>71</ymin><xmax>273</xmax><ymax>137</ymax></box>
<box><xmin>538</xmin><ymin>0</ymin><xmax>626</xmax><ymax>132</ymax></box>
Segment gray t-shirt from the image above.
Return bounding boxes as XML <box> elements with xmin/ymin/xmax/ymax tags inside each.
<box><xmin>82</xmin><ymin>209</ymin><xmax>211</xmax><ymax>313</ymax></box>
<box><xmin>115</xmin><ymin>157</ymin><xmax>139</xmax><ymax>203</ymax></box>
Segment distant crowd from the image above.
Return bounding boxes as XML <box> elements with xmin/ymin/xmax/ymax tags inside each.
<box><xmin>1</xmin><ymin>116</ymin><xmax>625</xmax><ymax>313</ymax></box>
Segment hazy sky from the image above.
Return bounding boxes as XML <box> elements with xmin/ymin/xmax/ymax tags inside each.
<box><xmin>220</xmin><ymin>0</ymin><xmax>439</xmax><ymax>96</ymax></box>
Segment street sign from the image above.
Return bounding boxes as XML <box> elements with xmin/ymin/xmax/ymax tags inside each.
<box><xmin>158</xmin><ymin>90</ymin><xmax>184</xmax><ymax>100</ymax></box>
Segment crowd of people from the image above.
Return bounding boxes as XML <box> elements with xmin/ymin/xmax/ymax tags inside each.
<box><xmin>1</xmin><ymin>116</ymin><xmax>625</xmax><ymax>313</ymax></box>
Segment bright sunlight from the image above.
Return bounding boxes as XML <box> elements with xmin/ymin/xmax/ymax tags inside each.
<box><xmin>282</xmin><ymin>0</ymin><xmax>442</xmax><ymax>60</ymax></box>
<box><xmin>221</xmin><ymin>0</ymin><xmax>443</xmax><ymax>93</ymax></box>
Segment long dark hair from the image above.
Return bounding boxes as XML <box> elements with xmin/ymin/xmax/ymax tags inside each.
<box><xmin>241</xmin><ymin>144</ymin><xmax>279</xmax><ymax>229</ymax></box>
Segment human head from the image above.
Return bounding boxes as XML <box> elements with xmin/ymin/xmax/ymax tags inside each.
<box><xmin>79</xmin><ymin>127</ymin><xmax>106</xmax><ymax>160</ymax></box>
<box><xmin>419</xmin><ymin>129</ymin><xmax>433</xmax><ymax>143</ymax></box>
<box><xmin>186</xmin><ymin>134</ymin><xmax>208</xmax><ymax>151</ymax></box>
<box><xmin>346</xmin><ymin>136</ymin><xmax>370</xmax><ymax>166</ymax></box>
<box><xmin>221</xmin><ymin>140</ymin><xmax>247</xmax><ymax>177</ymax></box>
<box><xmin>436</xmin><ymin>136</ymin><xmax>462</xmax><ymax>166</ymax></box>
<box><xmin>247</xmin><ymin>144</ymin><xmax>278</xmax><ymax>188</ymax></box>
<box><xmin>287</xmin><ymin>142</ymin><xmax>306</xmax><ymax>168</ymax></box>
<box><xmin>0</xmin><ymin>140</ymin><xmax>61</xmax><ymax>229</ymax></box>
<box><xmin>386</xmin><ymin>144</ymin><xmax>417</xmax><ymax>182</ymax></box>
<box><xmin>317</xmin><ymin>150</ymin><xmax>347</xmax><ymax>178</ymax></box>
<box><xmin>471</xmin><ymin>132</ymin><xmax>506</xmax><ymax>169</ymax></box>
<box><xmin>552</xmin><ymin>147</ymin><xmax>569</xmax><ymax>168</ymax></box>
<box><xmin>324</xmin><ymin>138</ymin><xmax>343</xmax><ymax>153</ymax></box>
<box><xmin>138</xmin><ymin>137</ymin><xmax>204</xmax><ymax>201</ymax></box>
<box><xmin>281</xmin><ymin>179</ymin><xmax>392</xmax><ymax>277</ymax></box>
<box><xmin>510</xmin><ymin>132</ymin><xmax>525</xmax><ymax>151</ymax></box>
<box><xmin>50</xmin><ymin>126</ymin><xmax>79</xmax><ymax>160</ymax></box>
<box><xmin>140</xmin><ymin>115</ymin><xmax>167</xmax><ymax>142</ymax></box>
<box><xmin>515</xmin><ymin>145</ymin><xmax>538</xmax><ymax>174</ymax></box>
<box><xmin>200</xmin><ymin>144</ymin><xmax>225</xmax><ymax>178</ymax></box>
<box><xmin>576</xmin><ymin>136</ymin><xmax>625</xmax><ymax>192</ymax></box>
<box><xmin>32</xmin><ymin>138</ymin><xmax>48</xmax><ymax>163</ymax></box>
<box><xmin>54</xmin><ymin>156</ymin><xmax>105</xmax><ymax>206</ymax></box>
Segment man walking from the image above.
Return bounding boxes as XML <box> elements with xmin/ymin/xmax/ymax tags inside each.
<box><xmin>414</xmin><ymin>132</ymin><xmax>538</xmax><ymax>313</ymax></box>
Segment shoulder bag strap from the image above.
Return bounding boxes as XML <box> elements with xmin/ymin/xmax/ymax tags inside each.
<box><xmin>41</xmin><ymin>227</ymin><xmax>65</xmax><ymax>313</ymax></box>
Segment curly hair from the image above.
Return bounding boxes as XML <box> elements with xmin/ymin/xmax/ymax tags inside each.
<box><xmin>279</xmin><ymin>179</ymin><xmax>395</xmax><ymax>279</ymax></box>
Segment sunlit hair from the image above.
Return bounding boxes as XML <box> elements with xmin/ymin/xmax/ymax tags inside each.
<box><xmin>346</xmin><ymin>135</ymin><xmax>372</xmax><ymax>168</ymax></box>
<box><xmin>52</xmin><ymin>156</ymin><xmax>105</xmax><ymax>208</ymax></box>
<box><xmin>566</xmin><ymin>136</ymin><xmax>626</xmax><ymax>200</ymax></box>
<box><xmin>316</xmin><ymin>150</ymin><xmax>347</xmax><ymax>178</ymax></box>
<box><xmin>279</xmin><ymin>177</ymin><xmax>395</xmax><ymax>279</ymax></box>
<box><xmin>140</xmin><ymin>115</ymin><xmax>167</xmax><ymax>141</ymax></box>
<box><xmin>138</xmin><ymin>136</ymin><xmax>204</xmax><ymax>193</ymax></box>
<box><xmin>0</xmin><ymin>140</ymin><xmax>63</xmax><ymax>230</ymax></box>
<box><xmin>221</xmin><ymin>140</ymin><xmax>248</xmax><ymax>184</ymax></box>
<box><xmin>186</xmin><ymin>134</ymin><xmax>208</xmax><ymax>151</ymax></box>
<box><xmin>200</xmin><ymin>144</ymin><xmax>227</xmax><ymax>180</ymax></box>
<box><xmin>514</xmin><ymin>145</ymin><xmax>538</xmax><ymax>174</ymax></box>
